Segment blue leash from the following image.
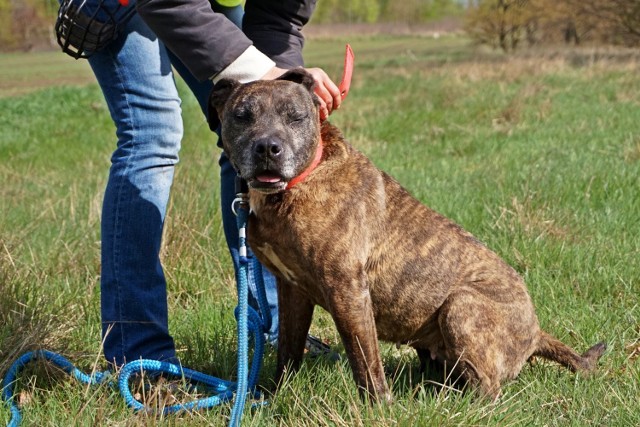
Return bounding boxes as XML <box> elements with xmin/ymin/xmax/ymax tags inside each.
<box><xmin>1</xmin><ymin>350</ymin><xmax>110</xmax><ymax>427</ymax></box>
<box><xmin>1</xmin><ymin>187</ymin><xmax>270</xmax><ymax>427</ymax></box>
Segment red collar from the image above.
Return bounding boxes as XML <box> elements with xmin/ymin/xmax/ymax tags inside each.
<box><xmin>286</xmin><ymin>137</ymin><xmax>323</xmax><ymax>190</ymax></box>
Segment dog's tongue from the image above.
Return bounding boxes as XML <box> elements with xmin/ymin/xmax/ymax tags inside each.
<box><xmin>256</xmin><ymin>173</ymin><xmax>282</xmax><ymax>183</ymax></box>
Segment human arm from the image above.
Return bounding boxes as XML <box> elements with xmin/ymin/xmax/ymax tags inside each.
<box><xmin>136</xmin><ymin>0</ymin><xmax>274</xmax><ymax>82</ymax></box>
<box><xmin>136</xmin><ymin>0</ymin><xmax>340</xmax><ymax>116</ymax></box>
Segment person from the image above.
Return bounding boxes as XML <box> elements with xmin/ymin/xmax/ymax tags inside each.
<box><xmin>79</xmin><ymin>0</ymin><xmax>342</xmax><ymax>367</ymax></box>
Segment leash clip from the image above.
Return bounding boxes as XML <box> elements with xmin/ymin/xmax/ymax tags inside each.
<box><xmin>231</xmin><ymin>196</ymin><xmax>249</xmax><ymax>217</ymax></box>
<box><xmin>232</xmin><ymin>176</ymin><xmax>250</xmax><ymax>217</ymax></box>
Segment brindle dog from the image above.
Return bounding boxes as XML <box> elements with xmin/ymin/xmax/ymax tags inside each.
<box><xmin>209</xmin><ymin>69</ymin><xmax>605</xmax><ymax>401</ymax></box>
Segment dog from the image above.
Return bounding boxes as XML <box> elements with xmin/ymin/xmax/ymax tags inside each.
<box><xmin>209</xmin><ymin>68</ymin><xmax>605</xmax><ymax>401</ymax></box>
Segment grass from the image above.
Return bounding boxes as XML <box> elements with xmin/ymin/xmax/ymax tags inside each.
<box><xmin>1</xmin><ymin>34</ymin><xmax>639</xmax><ymax>425</ymax></box>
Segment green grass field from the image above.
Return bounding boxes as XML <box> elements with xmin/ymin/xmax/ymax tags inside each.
<box><xmin>1</xmin><ymin>35</ymin><xmax>639</xmax><ymax>426</ymax></box>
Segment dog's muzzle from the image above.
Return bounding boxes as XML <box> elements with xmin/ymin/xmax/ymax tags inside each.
<box><xmin>248</xmin><ymin>137</ymin><xmax>289</xmax><ymax>192</ymax></box>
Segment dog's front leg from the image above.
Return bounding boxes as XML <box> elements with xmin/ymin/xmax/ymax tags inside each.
<box><xmin>329</xmin><ymin>276</ymin><xmax>391</xmax><ymax>402</ymax></box>
<box><xmin>275</xmin><ymin>279</ymin><xmax>314</xmax><ymax>387</ymax></box>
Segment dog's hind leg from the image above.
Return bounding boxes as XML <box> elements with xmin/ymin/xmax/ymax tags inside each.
<box><xmin>436</xmin><ymin>290</ymin><xmax>524</xmax><ymax>399</ymax></box>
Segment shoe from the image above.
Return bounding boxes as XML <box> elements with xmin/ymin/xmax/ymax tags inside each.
<box><xmin>130</xmin><ymin>375</ymin><xmax>200</xmax><ymax>407</ymax></box>
<box><xmin>304</xmin><ymin>335</ymin><xmax>341</xmax><ymax>361</ymax></box>
<box><xmin>265</xmin><ymin>333</ymin><xmax>341</xmax><ymax>361</ymax></box>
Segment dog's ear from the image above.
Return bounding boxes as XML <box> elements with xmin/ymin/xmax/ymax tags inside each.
<box><xmin>208</xmin><ymin>78</ymin><xmax>241</xmax><ymax>131</ymax></box>
<box><xmin>277</xmin><ymin>68</ymin><xmax>316</xmax><ymax>93</ymax></box>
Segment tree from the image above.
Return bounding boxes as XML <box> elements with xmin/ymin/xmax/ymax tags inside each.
<box><xmin>464</xmin><ymin>0</ymin><xmax>534</xmax><ymax>51</ymax></box>
<box><xmin>568</xmin><ymin>0</ymin><xmax>640</xmax><ymax>46</ymax></box>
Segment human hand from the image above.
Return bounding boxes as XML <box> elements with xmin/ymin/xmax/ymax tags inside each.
<box><xmin>305</xmin><ymin>67</ymin><xmax>342</xmax><ymax>121</ymax></box>
<box><xmin>261</xmin><ymin>66</ymin><xmax>342</xmax><ymax>121</ymax></box>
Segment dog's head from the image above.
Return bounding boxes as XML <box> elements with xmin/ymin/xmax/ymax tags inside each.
<box><xmin>209</xmin><ymin>68</ymin><xmax>321</xmax><ymax>194</ymax></box>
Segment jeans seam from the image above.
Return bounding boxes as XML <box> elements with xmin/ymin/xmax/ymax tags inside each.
<box><xmin>110</xmin><ymin>45</ymin><xmax>138</xmax><ymax>361</ymax></box>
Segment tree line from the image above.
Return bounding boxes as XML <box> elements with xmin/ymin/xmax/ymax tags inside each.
<box><xmin>465</xmin><ymin>0</ymin><xmax>640</xmax><ymax>51</ymax></box>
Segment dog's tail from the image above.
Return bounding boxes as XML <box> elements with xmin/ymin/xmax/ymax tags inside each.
<box><xmin>532</xmin><ymin>331</ymin><xmax>606</xmax><ymax>372</ymax></box>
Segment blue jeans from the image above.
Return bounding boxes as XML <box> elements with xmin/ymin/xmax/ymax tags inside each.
<box><xmin>88</xmin><ymin>9</ymin><xmax>278</xmax><ymax>367</ymax></box>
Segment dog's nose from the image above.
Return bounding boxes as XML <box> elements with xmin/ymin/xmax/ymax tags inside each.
<box><xmin>253</xmin><ymin>138</ymin><xmax>283</xmax><ymax>158</ymax></box>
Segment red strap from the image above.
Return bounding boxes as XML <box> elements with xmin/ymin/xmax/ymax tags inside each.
<box><xmin>338</xmin><ymin>44</ymin><xmax>354</xmax><ymax>100</ymax></box>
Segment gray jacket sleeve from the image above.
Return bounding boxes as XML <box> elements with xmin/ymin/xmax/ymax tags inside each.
<box><xmin>244</xmin><ymin>0</ymin><xmax>316</xmax><ymax>68</ymax></box>
<box><xmin>136</xmin><ymin>0</ymin><xmax>315</xmax><ymax>82</ymax></box>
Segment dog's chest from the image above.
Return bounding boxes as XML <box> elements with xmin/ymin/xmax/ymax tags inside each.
<box><xmin>248</xmin><ymin>203</ymin><xmax>329</xmax><ymax>305</ymax></box>
<box><xmin>255</xmin><ymin>241</ymin><xmax>298</xmax><ymax>283</ymax></box>
<box><xmin>253</xmin><ymin>238</ymin><xmax>328</xmax><ymax>305</ymax></box>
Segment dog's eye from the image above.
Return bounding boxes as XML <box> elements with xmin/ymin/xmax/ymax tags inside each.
<box><xmin>289</xmin><ymin>112</ymin><xmax>308</xmax><ymax>123</ymax></box>
<box><xmin>234</xmin><ymin>108</ymin><xmax>253</xmax><ymax>122</ymax></box>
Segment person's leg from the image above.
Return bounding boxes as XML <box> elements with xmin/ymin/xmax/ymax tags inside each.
<box><xmin>167</xmin><ymin>3</ymin><xmax>279</xmax><ymax>344</ymax></box>
<box><xmin>89</xmin><ymin>13</ymin><xmax>182</xmax><ymax>366</ymax></box>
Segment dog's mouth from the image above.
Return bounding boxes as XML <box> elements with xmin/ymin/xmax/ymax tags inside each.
<box><xmin>248</xmin><ymin>172</ymin><xmax>288</xmax><ymax>193</ymax></box>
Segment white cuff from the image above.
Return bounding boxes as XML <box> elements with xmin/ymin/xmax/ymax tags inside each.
<box><xmin>211</xmin><ymin>46</ymin><xmax>276</xmax><ymax>83</ymax></box>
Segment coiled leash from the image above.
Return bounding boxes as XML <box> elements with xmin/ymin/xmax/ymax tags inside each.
<box><xmin>1</xmin><ymin>179</ymin><xmax>270</xmax><ymax>427</ymax></box>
